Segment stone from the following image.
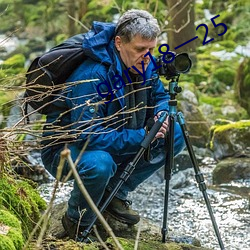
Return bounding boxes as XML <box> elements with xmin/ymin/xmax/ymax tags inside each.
<box><xmin>209</xmin><ymin>120</ymin><xmax>250</xmax><ymax>160</ymax></box>
<box><xmin>213</xmin><ymin>157</ymin><xmax>250</xmax><ymax>184</ymax></box>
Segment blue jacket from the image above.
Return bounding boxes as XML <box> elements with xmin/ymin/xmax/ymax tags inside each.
<box><xmin>44</xmin><ymin>21</ymin><xmax>170</xmax><ymax>156</ymax></box>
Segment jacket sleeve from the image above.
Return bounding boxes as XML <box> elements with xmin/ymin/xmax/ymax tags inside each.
<box><xmin>65</xmin><ymin>62</ymin><xmax>146</xmax><ymax>156</ymax></box>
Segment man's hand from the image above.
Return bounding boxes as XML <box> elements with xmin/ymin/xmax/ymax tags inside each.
<box><xmin>154</xmin><ymin>111</ymin><xmax>169</xmax><ymax>139</ymax></box>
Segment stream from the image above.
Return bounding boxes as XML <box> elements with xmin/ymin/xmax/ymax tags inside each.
<box><xmin>38</xmin><ymin>155</ymin><xmax>250</xmax><ymax>250</ymax></box>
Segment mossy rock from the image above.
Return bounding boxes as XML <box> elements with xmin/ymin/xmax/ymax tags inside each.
<box><xmin>0</xmin><ymin>54</ymin><xmax>26</xmax><ymax>86</ymax></box>
<box><xmin>217</xmin><ymin>40</ymin><xmax>237</xmax><ymax>52</ymax></box>
<box><xmin>0</xmin><ymin>209</ymin><xmax>24</xmax><ymax>250</ymax></box>
<box><xmin>28</xmin><ymin>237</ymin><xmax>211</xmax><ymax>250</ymax></box>
<box><xmin>0</xmin><ymin>174</ymin><xmax>47</xmax><ymax>239</ymax></box>
<box><xmin>44</xmin><ymin>202</ymin><xmax>211</xmax><ymax>250</ymax></box>
<box><xmin>212</xmin><ymin>67</ymin><xmax>235</xmax><ymax>86</ymax></box>
<box><xmin>213</xmin><ymin>157</ymin><xmax>250</xmax><ymax>184</ymax></box>
<box><xmin>106</xmin><ymin>237</ymin><xmax>210</xmax><ymax>250</ymax></box>
<box><xmin>1</xmin><ymin>54</ymin><xmax>25</xmax><ymax>69</ymax></box>
<box><xmin>209</xmin><ymin>120</ymin><xmax>250</xmax><ymax>160</ymax></box>
<box><xmin>199</xmin><ymin>92</ymin><xmax>249</xmax><ymax>122</ymax></box>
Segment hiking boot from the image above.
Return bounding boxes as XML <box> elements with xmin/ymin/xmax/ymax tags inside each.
<box><xmin>61</xmin><ymin>213</ymin><xmax>97</xmax><ymax>243</ymax></box>
<box><xmin>105</xmin><ymin>196</ymin><xmax>140</xmax><ymax>225</ymax></box>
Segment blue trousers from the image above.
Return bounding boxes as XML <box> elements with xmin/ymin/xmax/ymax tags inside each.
<box><xmin>41</xmin><ymin>123</ymin><xmax>185</xmax><ymax>226</ymax></box>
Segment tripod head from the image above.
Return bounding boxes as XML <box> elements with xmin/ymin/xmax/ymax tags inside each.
<box><xmin>168</xmin><ymin>76</ymin><xmax>182</xmax><ymax>100</ymax></box>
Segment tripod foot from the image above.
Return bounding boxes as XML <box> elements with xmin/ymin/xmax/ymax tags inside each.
<box><xmin>161</xmin><ymin>227</ymin><xmax>168</xmax><ymax>243</ymax></box>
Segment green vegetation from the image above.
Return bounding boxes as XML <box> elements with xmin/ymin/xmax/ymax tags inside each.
<box><xmin>0</xmin><ymin>174</ymin><xmax>47</xmax><ymax>239</ymax></box>
<box><xmin>0</xmin><ymin>209</ymin><xmax>24</xmax><ymax>250</ymax></box>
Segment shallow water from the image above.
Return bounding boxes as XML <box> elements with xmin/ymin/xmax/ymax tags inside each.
<box><xmin>38</xmin><ymin>157</ymin><xmax>250</xmax><ymax>250</ymax></box>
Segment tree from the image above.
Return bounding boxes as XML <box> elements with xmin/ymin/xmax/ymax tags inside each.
<box><xmin>166</xmin><ymin>0</ymin><xmax>196</xmax><ymax>60</ymax></box>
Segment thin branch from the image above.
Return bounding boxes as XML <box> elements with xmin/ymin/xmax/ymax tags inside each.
<box><xmin>93</xmin><ymin>225</ymin><xmax>110</xmax><ymax>250</ymax></box>
<box><xmin>62</xmin><ymin>148</ymin><xmax>124</xmax><ymax>250</ymax></box>
<box><xmin>68</xmin><ymin>14</ymin><xmax>90</xmax><ymax>31</ymax></box>
<box><xmin>134</xmin><ymin>220</ymin><xmax>142</xmax><ymax>250</ymax></box>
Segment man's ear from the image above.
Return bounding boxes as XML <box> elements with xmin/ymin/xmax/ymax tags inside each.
<box><xmin>115</xmin><ymin>36</ymin><xmax>122</xmax><ymax>51</ymax></box>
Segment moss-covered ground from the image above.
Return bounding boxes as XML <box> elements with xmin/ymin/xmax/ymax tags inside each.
<box><xmin>0</xmin><ymin>174</ymin><xmax>47</xmax><ymax>249</ymax></box>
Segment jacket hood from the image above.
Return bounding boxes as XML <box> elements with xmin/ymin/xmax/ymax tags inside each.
<box><xmin>82</xmin><ymin>21</ymin><xmax>116</xmax><ymax>65</ymax></box>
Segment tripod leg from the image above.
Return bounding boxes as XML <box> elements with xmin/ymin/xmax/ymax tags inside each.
<box><xmin>177</xmin><ymin>112</ymin><xmax>225</xmax><ymax>250</ymax></box>
<box><xmin>162</xmin><ymin>114</ymin><xmax>175</xmax><ymax>243</ymax></box>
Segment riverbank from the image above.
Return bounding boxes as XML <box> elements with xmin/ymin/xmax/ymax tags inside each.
<box><xmin>38</xmin><ymin>155</ymin><xmax>250</xmax><ymax>250</ymax></box>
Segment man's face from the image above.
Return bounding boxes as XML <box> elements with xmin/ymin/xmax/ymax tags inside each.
<box><xmin>115</xmin><ymin>35</ymin><xmax>157</xmax><ymax>74</ymax></box>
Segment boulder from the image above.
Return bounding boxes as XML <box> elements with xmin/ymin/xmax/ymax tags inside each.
<box><xmin>42</xmin><ymin>201</ymin><xmax>211</xmax><ymax>250</ymax></box>
<box><xmin>213</xmin><ymin>157</ymin><xmax>250</xmax><ymax>184</ymax></box>
<box><xmin>209</xmin><ymin>120</ymin><xmax>250</xmax><ymax>160</ymax></box>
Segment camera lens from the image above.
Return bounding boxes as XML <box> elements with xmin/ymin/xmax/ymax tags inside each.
<box><xmin>175</xmin><ymin>53</ymin><xmax>192</xmax><ymax>73</ymax></box>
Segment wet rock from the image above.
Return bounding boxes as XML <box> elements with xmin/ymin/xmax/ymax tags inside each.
<box><xmin>213</xmin><ymin>157</ymin><xmax>250</xmax><ymax>184</ymax></box>
<box><xmin>170</xmin><ymin>168</ymin><xmax>193</xmax><ymax>189</ymax></box>
<box><xmin>12</xmin><ymin>150</ymin><xmax>51</xmax><ymax>183</ymax></box>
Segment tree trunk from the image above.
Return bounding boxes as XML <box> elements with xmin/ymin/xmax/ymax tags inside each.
<box><xmin>78</xmin><ymin>0</ymin><xmax>88</xmax><ymax>20</ymax></box>
<box><xmin>167</xmin><ymin>0</ymin><xmax>197</xmax><ymax>61</ymax></box>
<box><xmin>67</xmin><ymin>0</ymin><xmax>77</xmax><ymax>36</ymax></box>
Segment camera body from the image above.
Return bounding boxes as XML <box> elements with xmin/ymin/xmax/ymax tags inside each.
<box><xmin>156</xmin><ymin>53</ymin><xmax>192</xmax><ymax>80</ymax></box>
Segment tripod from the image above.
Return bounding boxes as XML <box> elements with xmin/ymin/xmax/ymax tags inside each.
<box><xmin>81</xmin><ymin>110</ymin><xmax>168</xmax><ymax>241</ymax></box>
<box><xmin>82</xmin><ymin>77</ymin><xmax>225</xmax><ymax>250</ymax></box>
<box><xmin>161</xmin><ymin>77</ymin><xmax>225</xmax><ymax>249</ymax></box>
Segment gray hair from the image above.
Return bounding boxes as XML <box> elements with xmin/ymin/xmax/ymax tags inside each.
<box><xmin>115</xmin><ymin>9</ymin><xmax>160</xmax><ymax>43</ymax></box>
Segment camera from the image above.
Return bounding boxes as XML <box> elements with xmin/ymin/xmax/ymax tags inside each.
<box><xmin>156</xmin><ymin>52</ymin><xmax>192</xmax><ymax>79</ymax></box>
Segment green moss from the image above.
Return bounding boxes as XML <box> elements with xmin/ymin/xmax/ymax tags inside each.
<box><xmin>0</xmin><ymin>175</ymin><xmax>47</xmax><ymax>239</ymax></box>
<box><xmin>1</xmin><ymin>54</ymin><xmax>25</xmax><ymax>69</ymax></box>
<box><xmin>7</xmin><ymin>228</ymin><xmax>24</xmax><ymax>249</ymax></box>
<box><xmin>217</xmin><ymin>40</ymin><xmax>237</xmax><ymax>52</ymax></box>
<box><xmin>106</xmin><ymin>237</ymin><xmax>208</xmax><ymax>250</ymax></box>
<box><xmin>0</xmin><ymin>209</ymin><xmax>24</xmax><ymax>249</ymax></box>
<box><xmin>199</xmin><ymin>95</ymin><xmax>224</xmax><ymax>107</ymax></box>
<box><xmin>0</xmin><ymin>54</ymin><xmax>26</xmax><ymax>86</ymax></box>
<box><xmin>213</xmin><ymin>67</ymin><xmax>235</xmax><ymax>86</ymax></box>
<box><xmin>0</xmin><ymin>235</ymin><xmax>16</xmax><ymax>250</ymax></box>
<box><xmin>0</xmin><ymin>209</ymin><xmax>21</xmax><ymax>229</ymax></box>
<box><xmin>213</xmin><ymin>120</ymin><xmax>250</xmax><ymax>133</ymax></box>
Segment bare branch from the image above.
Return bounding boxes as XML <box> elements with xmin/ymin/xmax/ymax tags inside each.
<box><xmin>63</xmin><ymin>148</ymin><xmax>124</xmax><ymax>250</ymax></box>
<box><xmin>68</xmin><ymin>14</ymin><xmax>90</xmax><ymax>32</ymax></box>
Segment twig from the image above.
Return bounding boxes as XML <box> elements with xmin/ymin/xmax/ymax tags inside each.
<box><xmin>61</xmin><ymin>148</ymin><xmax>124</xmax><ymax>250</ymax></box>
<box><xmin>93</xmin><ymin>225</ymin><xmax>110</xmax><ymax>250</ymax></box>
<box><xmin>134</xmin><ymin>220</ymin><xmax>142</xmax><ymax>250</ymax></box>
<box><xmin>68</xmin><ymin>14</ymin><xmax>90</xmax><ymax>31</ymax></box>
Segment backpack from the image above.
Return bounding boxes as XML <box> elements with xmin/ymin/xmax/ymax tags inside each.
<box><xmin>24</xmin><ymin>34</ymin><xmax>86</xmax><ymax>115</ymax></box>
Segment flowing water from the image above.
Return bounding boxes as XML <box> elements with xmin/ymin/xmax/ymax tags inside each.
<box><xmin>38</xmin><ymin>156</ymin><xmax>250</xmax><ymax>250</ymax></box>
